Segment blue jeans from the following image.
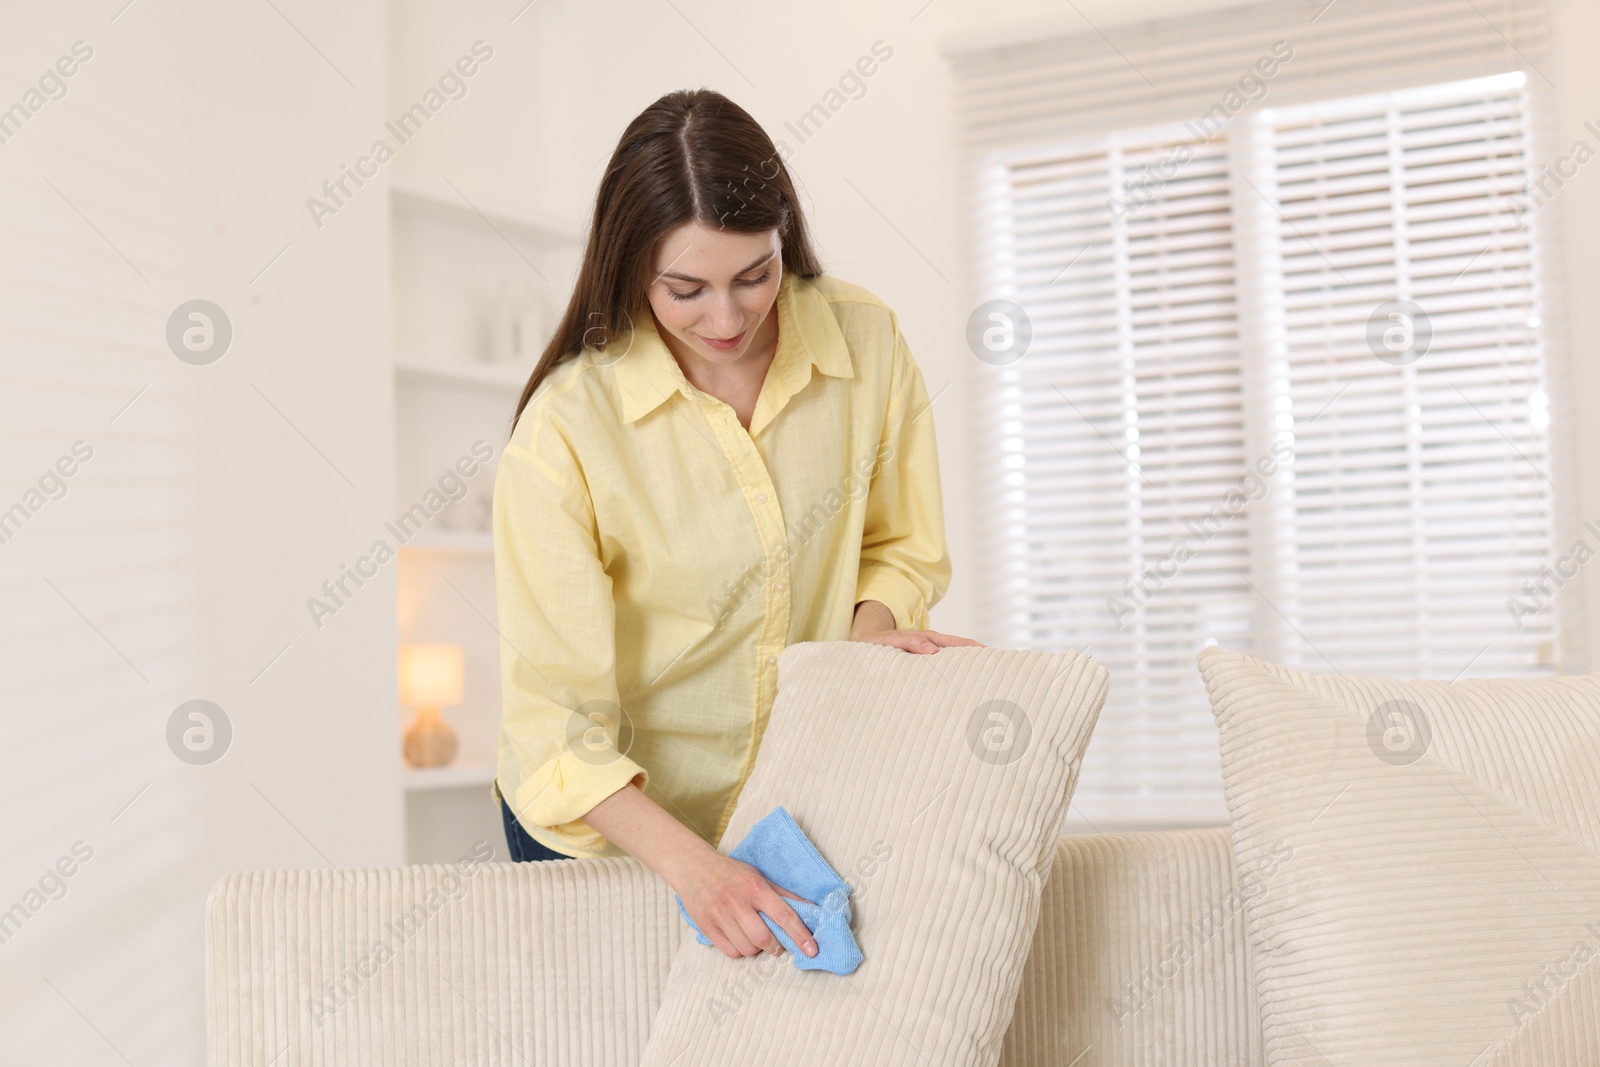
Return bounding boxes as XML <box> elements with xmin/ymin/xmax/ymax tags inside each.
<box><xmin>499</xmin><ymin>793</ymin><xmax>576</xmax><ymax>862</ymax></box>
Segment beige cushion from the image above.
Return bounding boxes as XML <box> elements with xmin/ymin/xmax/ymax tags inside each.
<box><xmin>1000</xmin><ymin>827</ymin><xmax>1268</xmax><ymax>1067</ymax></box>
<box><xmin>1197</xmin><ymin>647</ymin><xmax>1600</xmax><ymax>1066</ymax></box>
<box><xmin>638</xmin><ymin>640</ymin><xmax>1108</xmax><ymax>1067</ymax></box>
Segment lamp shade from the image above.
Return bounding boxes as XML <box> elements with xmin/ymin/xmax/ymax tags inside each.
<box><xmin>399</xmin><ymin>643</ymin><xmax>464</xmax><ymax>707</ymax></box>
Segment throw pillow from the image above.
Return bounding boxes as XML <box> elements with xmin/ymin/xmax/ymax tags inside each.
<box><xmin>1197</xmin><ymin>646</ymin><xmax>1600</xmax><ymax>1066</ymax></box>
<box><xmin>638</xmin><ymin>640</ymin><xmax>1109</xmax><ymax>1067</ymax></box>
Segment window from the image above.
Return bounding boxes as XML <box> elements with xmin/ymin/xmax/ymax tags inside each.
<box><xmin>967</xmin><ymin>67</ymin><xmax>1569</xmax><ymax>828</ymax></box>
<box><xmin>1260</xmin><ymin>74</ymin><xmax>1552</xmax><ymax>678</ymax></box>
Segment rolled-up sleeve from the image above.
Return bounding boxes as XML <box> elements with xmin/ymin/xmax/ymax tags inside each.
<box><xmin>493</xmin><ymin>413</ymin><xmax>647</xmax><ymax>856</ymax></box>
<box><xmin>855</xmin><ymin>314</ymin><xmax>953</xmax><ymax>631</ymax></box>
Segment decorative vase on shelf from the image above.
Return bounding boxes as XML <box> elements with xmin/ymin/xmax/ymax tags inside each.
<box><xmin>400</xmin><ymin>643</ymin><xmax>463</xmax><ymax>768</ymax></box>
<box><xmin>515</xmin><ymin>295</ymin><xmax>548</xmax><ymax>362</ymax></box>
<box><xmin>485</xmin><ymin>278</ymin><xmax>541</xmax><ymax>365</ymax></box>
<box><xmin>484</xmin><ymin>283</ymin><xmax>517</xmax><ymax>365</ymax></box>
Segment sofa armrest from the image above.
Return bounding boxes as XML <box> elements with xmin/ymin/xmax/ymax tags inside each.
<box><xmin>205</xmin><ymin>856</ymin><xmax>678</xmax><ymax>1066</ymax></box>
<box><xmin>1000</xmin><ymin>826</ymin><xmax>1266</xmax><ymax>1066</ymax></box>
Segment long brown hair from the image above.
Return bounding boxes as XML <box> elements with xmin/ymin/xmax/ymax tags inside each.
<box><xmin>510</xmin><ymin>88</ymin><xmax>825</xmax><ymax>434</ymax></box>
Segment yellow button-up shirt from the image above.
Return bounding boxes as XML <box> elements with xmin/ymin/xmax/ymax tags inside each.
<box><xmin>492</xmin><ymin>270</ymin><xmax>950</xmax><ymax>858</ymax></box>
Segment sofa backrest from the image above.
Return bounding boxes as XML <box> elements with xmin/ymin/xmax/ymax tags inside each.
<box><xmin>205</xmin><ymin>827</ymin><xmax>1263</xmax><ymax>1065</ymax></box>
<box><xmin>1001</xmin><ymin>826</ymin><xmax>1267</xmax><ymax>1066</ymax></box>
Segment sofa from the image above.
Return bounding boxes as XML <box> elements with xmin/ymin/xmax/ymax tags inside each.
<box><xmin>205</xmin><ymin>826</ymin><xmax>1265</xmax><ymax>1066</ymax></box>
<box><xmin>206</xmin><ymin>641</ymin><xmax>1600</xmax><ymax>1064</ymax></box>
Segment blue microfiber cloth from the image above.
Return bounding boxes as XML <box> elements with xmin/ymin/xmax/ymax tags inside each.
<box><xmin>674</xmin><ymin>806</ymin><xmax>863</xmax><ymax>975</ymax></box>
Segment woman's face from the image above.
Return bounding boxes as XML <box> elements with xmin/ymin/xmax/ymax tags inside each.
<box><xmin>645</xmin><ymin>221</ymin><xmax>782</xmax><ymax>370</ymax></box>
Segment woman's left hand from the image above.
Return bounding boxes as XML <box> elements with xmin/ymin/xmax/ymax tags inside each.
<box><xmin>854</xmin><ymin>628</ymin><xmax>985</xmax><ymax>654</ymax></box>
<box><xmin>850</xmin><ymin>599</ymin><xmax>985</xmax><ymax>654</ymax></box>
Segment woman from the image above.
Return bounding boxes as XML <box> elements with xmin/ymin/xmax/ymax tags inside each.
<box><xmin>491</xmin><ymin>88</ymin><xmax>979</xmax><ymax>966</ymax></box>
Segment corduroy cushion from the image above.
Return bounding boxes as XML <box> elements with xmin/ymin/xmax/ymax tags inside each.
<box><xmin>998</xmin><ymin>827</ymin><xmax>1269</xmax><ymax>1066</ymax></box>
<box><xmin>1197</xmin><ymin>647</ymin><xmax>1600</xmax><ymax>1066</ymax></box>
<box><xmin>638</xmin><ymin>640</ymin><xmax>1109</xmax><ymax>1067</ymax></box>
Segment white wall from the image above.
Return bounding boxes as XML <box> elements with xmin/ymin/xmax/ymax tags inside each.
<box><xmin>1549</xmin><ymin>0</ymin><xmax>1600</xmax><ymax>671</ymax></box>
<box><xmin>0</xmin><ymin>1</ymin><xmax>393</xmax><ymax>1064</ymax></box>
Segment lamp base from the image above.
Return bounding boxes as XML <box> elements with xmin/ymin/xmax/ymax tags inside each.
<box><xmin>403</xmin><ymin>706</ymin><xmax>458</xmax><ymax>768</ymax></box>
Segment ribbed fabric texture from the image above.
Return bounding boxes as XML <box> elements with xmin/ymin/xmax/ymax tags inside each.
<box><xmin>675</xmin><ymin>805</ymin><xmax>865</xmax><ymax>974</ymax></box>
<box><xmin>999</xmin><ymin>827</ymin><xmax>1268</xmax><ymax>1067</ymax></box>
<box><xmin>203</xmin><ymin>833</ymin><xmax>1264</xmax><ymax>1064</ymax></box>
<box><xmin>204</xmin><ymin>856</ymin><xmax>679</xmax><ymax>1066</ymax></box>
<box><xmin>638</xmin><ymin>640</ymin><xmax>1109</xmax><ymax>1067</ymax></box>
<box><xmin>1197</xmin><ymin>647</ymin><xmax>1600</xmax><ymax>1066</ymax></box>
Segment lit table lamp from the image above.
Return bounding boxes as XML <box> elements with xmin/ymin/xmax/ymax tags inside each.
<box><xmin>400</xmin><ymin>643</ymin><xmax>463</xmax><ymax>768</ymax></box>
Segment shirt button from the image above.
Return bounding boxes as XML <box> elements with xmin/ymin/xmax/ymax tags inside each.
<box><xmin>767</xmin><ymin>656</ymin><xmax>777</xmax><ymax>665</ymax></box>
<box><xmin>756</xmin><ymin>493</ymin><xmax>767</xmax><ymax>503</ymax></box>
<box><xmin>775</xmin><ymin>582</ymin><xmax>784</xmax><ymax>591</ymax></box>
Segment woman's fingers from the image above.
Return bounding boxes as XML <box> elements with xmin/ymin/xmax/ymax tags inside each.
<box><xmin>710</xmin><ymin>916</ymin><xmax>760</xmax><ymax>959</ymax></box>
<box><xmin>695</xmin><ymin>861</ymin><xmax>820</xmax><ymax>960</ymax></box>
<box><xmin>692</xmin><ymin>862</ymin><xmax>768</xmax><ymax>959</ymax></box>
<box><xmin>923</xmin><ymin>630</ymin><xmax>985</xmax><ymax>648</ymax></box>
<box><xmin>772</xmin><ymin>883</ymin><xmax>816</xmax><ymax>907</ymax></box>
<box><xmin>872</xmin><ymin>629</ymin><xmax>985</xmax><ymax>654</ymax></box>
<box><xmin>761</xmin><ymin>883</ymin><xmax>819</xmax><ymax>957</ymax></box>
<box><xmin>737</xmin><ymin>906</ymin><xmax>786</xmax><ymax>957</ymax></box>
<box><xmin>871</xmin><ymin>630</ymin><xmax>937</xmax><ymax>653</ymax></box>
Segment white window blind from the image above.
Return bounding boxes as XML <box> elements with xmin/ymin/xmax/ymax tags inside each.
<box><xmin>955</xmin><ymin>0</ymin><xmax>1574</xmax><ymax>829</ymax></box>
<box><xmin>1256</xmin><ymin>74</ymin><xmax>1555</xmax><ymax>679</ymax></box>
<box><xmin>972</xmin><ymin>127</ymin><xmax>1252</xmax><ymax>825</ymax></box>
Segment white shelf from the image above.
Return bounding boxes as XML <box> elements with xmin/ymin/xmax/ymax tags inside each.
<box><xmin>389</xmin><ymin>174</ymin><xmax>581</xmax><ymax>246</ymax></box>
<box><xmin>403</xmin><ymin>762</ymin><xmax>497</xmax><ymax>793</ymax></box>
<box><xmin>400</xmin><ymin>528</ymin><xmax>492</xmax><ymax>553</ymax></box>
<box><xmin>389</xmin><ymin>164</ymin><xmax>575</xmax><ymax>861</ymax></box>
<box><xmin>395</xmin><ymin>352</ymin><xmax>531</xmax><ymax>391</ymax></box>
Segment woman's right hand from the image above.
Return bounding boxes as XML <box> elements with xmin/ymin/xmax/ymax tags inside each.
<box><xmin>582</xmin><ymin>782</ymin><xmax>820</xmax><ymax>961</ymax></box>
<box><xmin>675</xmin><ymin>851</ymin><xmax>820</xmax><ymax>961</ymax></box>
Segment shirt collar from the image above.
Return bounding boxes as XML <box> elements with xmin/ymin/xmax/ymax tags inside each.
<box><xmin>615</xmin><ymin>270</ymin><xmax>854</xmax><ymax>427</ymax></box>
